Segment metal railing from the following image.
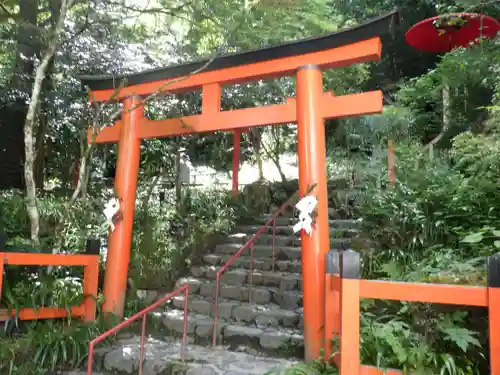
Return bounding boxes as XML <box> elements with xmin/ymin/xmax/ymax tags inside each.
<box><xmin>87</xmin><ymin>284</ymin><xmax>190</xmax><ymax>375</ymax></box>
<box><xmin>212</xmin><ymin>184</ymin><xmax>316</xmax><ymax>346</ymax></box>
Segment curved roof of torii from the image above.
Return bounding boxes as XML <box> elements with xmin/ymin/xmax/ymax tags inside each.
<box><xmin>80</xmin><ymin>9</ymin><xmax>400</xmax><ymax>91</ymax></box>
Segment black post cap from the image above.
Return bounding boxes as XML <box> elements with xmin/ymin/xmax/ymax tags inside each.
<box><xmin>0</xmin><ymin>232</ymin><xmax>6</xmax><ymax>250</ymax></box>
<box><xmin>340</xmin><ymin>249</ymin><xmax>361</xmax><ymax>279</ymax></box>
<box><xmin>86</xmin><ymin>239</ymin><xmax>101</xmax><ymax>255</ymax></box>
<box><xmin>326</xmin><ymin>250</ymin><xmax>340</xmax><ymax>275</ymax></box>
<box><xmin>488</xmin><ymin>252</ymin><xmax>500</xmax><ymax>288</ymax></box>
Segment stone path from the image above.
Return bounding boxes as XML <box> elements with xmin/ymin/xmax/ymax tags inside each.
<box><xmin>72</xmin><ymin>336</ymin><xmax>299</xmax><ymax>375</ymax></box>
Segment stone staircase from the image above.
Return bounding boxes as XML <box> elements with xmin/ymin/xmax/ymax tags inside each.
<box><xmin>83</xmin><ymin>201</ymin><xmax>363</xmax><ymax>374</ymax></box>
<box><xmin>158</xmin><ymin>214</ymin><xmax>362</xmax><ymax>358</ymax></box>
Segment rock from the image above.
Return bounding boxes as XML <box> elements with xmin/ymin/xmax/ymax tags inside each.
<box><xmin>162</xmin><ymin>310</ymin><xmax>195</xmax><ymax>334</ymax></box>
<box><xmin>242</xmin><ymin>181</ymin><xmax>272</xmax><ymax>213</ymax></box>
<box><xmin>271</xmin><ymin>290</ymin><xmax>301</xmax><ymax>309</ymax></box>
<box><xmin>281</xmin><ymin>247</ymin><xmax>301</xmax><ymax>260</ymax></box>
<box><xmin>176</xmin><ymin>277</ymin><xmax>202</xmax><ymax>294</ymax></box>
<box><xmin>260</xmin><ymin>331</ymin><xmax>291</xmax><ymax>350</ymax></box>
<box><xmin>221</xmin><ymin>269</ymin><xmax>248</xmax><ymax>285</ymax></box>
<box><xmin>136</xmin><ymin>290</ymin><xmax>159</xmax><ymax>305</ymax></box>
<box><xmin>220</xmin><ymin>285</ymin><xmax>245</xmax><ymax>301</ymax></box>
<box><xmin>232</xmin><ymin>305</ymin><xmax>257</xmax><ymax>323</ymax></box>
<box><xmin>328</xmin><ymin>207</ymin><xmax>336</xmax><ymax>217</ymax></box>
<box><xmin>202</xmin><ymin>254</ymin><xmax>221</xmax><ymax>265</ymax></box>
<box><xmin>255</xmin><ymin>313</ymin><xmax>279</xmax><ymax>327</ymax></box>
<box><xmin>218</xmin><ymin>301</ymin><xmax>238</xmax><ymax>319</ymax></box>
<box><xmin>250</xmin><ymin>288</ymin><xmax>271</xmax><ymax>304</ymax></box>
<box><xmin>190</xmin><ymin>298</ymin><xmax>212</xmax><ymax>315</ymax></box>
<box><xmin>224</xmin><ymin>324</ymin><xmax>263</xmax><ymax>339</ymax></box>
<box><xmin>196</xmin><ymin>318</ymin><xmax>224</xmax><ymax>338</ymax></box>
<box><xmin>255</xmin><ymin>308</ymin><xmax>298</xmax><ymax>328</ymax></box>
<box><xmin>199</xmin><ymin>283</ymin><xmax>216</xmax><ymax>298</ymax></box>
<box><xmin>186</xmin><ymin>366</ymin><xmax>218</xmax><ymax>375</ymax></box>
<box><xmin>262</xmin><ymin>273</ymin><xmax>282</xmax><ymax>287</ymax></box>
<box><xmin>104</xmin><ymin>345</ymin><xmax>139</xmax><ymax>373</ymax></box>
<box><xmin>280</xmin><ymin>275</ymin><xmax>299</xmax><ymax>291</ymax></box>
<box><xmin>192</xmin><ymin>267</ymin><xmax>206</xmax><ymax>277</ymax></box>
<box><xmin>260</xmin><ymin>330</ymin><xmax>303</xmax><ymax>351</ymax></box>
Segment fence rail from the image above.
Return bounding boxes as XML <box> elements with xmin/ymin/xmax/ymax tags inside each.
<box><xmin>324</xmin><ymin>249</ymin><xmax>500</xmax><ymax>375</ymax></box>
<box><xmin>0</xmin><ymin>234</ymin><xmax>100</xmax><ymax>322</ymax></box>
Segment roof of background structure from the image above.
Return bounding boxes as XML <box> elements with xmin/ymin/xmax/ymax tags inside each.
<box><xmin>80</xmin><ymin>9</ymin><xmax>400</xmax><ymax>90</ymax></box>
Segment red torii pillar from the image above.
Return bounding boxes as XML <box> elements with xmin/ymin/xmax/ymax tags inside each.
<box><xmin>296</xmin><ymin>65</ymin><xmax>330</xmax><ymax>360</ymax></box>
<box><xmin>101</xmin><ymin>97</ymin><xmax>143</xmax><ymax>316</ymax></box>
<box><xmin>232</xmin><ymin>129</ymin><xmax>241</xmax><ymax>196</ymax></box>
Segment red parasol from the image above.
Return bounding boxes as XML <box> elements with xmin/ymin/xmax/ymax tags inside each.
<box><xmin>405</xmin><ymin>13</ymin><xmax>500</xmax><ymax>53</ymax></box>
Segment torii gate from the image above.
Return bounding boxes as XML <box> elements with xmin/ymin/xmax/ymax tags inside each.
<box><xmin>81</xmin><ymin>9</ymin><xmax>399</xmax><ymax>361</ymax></box>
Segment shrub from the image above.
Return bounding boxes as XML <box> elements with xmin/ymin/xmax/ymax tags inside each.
<box><xmin>129</xmin><ymin>187</ymin><xmax>243</xmax><ymax>289</ymax></box>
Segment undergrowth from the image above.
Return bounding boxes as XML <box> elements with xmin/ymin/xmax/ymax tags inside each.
<box><xmin>0</xmin><ymin>318</ymin><xmax>112</xmax><ymax>375</ymax></box>
<box><xmin>0</xmin><ymin>185</ymin><xmax>245</xmax><ymax>374</ymax></box>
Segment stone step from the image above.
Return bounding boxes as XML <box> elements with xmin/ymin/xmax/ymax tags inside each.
<box><xmin>88</xmin><ymin>335</ymin><xmax>300</xmax><ymax>375</ymax></box>
<box><xmin>256</xmin><ymin>216</ymin><xmax>295</xmax><ymax>226</ymax></box>
<box><xmin>214</xmin><ymin>240</ymin><xmax>350</xmax><ymax>259</ymax></box>
<box><xmin>203</xmin><ymin>254</ymin><xmax>302</xmax><ymax>274</ymax></box>
<box><xmin>157</xmin><ymin>310</ymin><xmax>304</xmax><ymax>356</ymax></box>
<box><xmin>252</xmin><ymin>218</ymin><xmax>362</xmax><ymax>229</ymax></box>
<box><xmin>188</xmin><ymin>266</ymin><xmax>302</xmax><ymax>291</ymax></box>
<box><xmin>225</xmin><ymin>229</ymin><xmax>359</xmax><ymax>246</ymax></box>
<box><xmin>169</xmin><ymin>294</ymin><xmax>302</xmax><ymax>329</ymax></box>
<box><xmin>215</xmin><ymin>243</ymin><xmax>301</xmax><ymax>260</ymax></box>
<box><xmin>235</xmin><ymin>220</ymin><xmax>361</xmax><ymax>237</ymax></box>
<box><xmin>174</xmin><ymin>278</ymin><xmax>302</xmax><ymax>310</ymax></box>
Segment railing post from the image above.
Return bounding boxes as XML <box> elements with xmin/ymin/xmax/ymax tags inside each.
<box><xmin>325</xmin><ymin>250</ymin><xmax>340</xmax><ymax>365</ymax></box>
<box><xmin>488</xmin><ymin>253</ymin><xmax>500</xmax><ymax>375</ymax></box>
<box><xmin>83</xmin><ymin>239</ymin><xmax>100</xmax><ymax>321</ymax></box>
<box><xmin>339</xmin><ymin>250</ymin><xmax>360</xmax><ymax>375</ymax></box>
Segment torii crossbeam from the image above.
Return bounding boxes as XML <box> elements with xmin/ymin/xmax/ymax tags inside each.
<box><xmin>81</xmin><ymin>9</ymin><xmax>399</xmax><ymax>361</ymax></box>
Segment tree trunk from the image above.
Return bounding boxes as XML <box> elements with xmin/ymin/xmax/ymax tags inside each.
<box><xmin>256</xmin><ymin>152</ymin><xmax>264</xmax><ymax>180</ymax></box>
<box><xmin>273</xmin><ymin>156</ymin><xmax>287</xmax><ymax>182</ymax></box>
<box><xmin>24</xmin><ymin>0</ymin><xmax>73</xmax><ymax>246</ymax></box>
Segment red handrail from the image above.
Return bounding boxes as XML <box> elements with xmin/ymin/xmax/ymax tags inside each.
<box><xmin>212</xmin><ymin>184</ymin><xmax>316</xmax><ymax>346</ymax></box>
<box><xmin>87</xmin><ymin>284</ymin><xmax>189</xmax><ymax>375</ymax></box>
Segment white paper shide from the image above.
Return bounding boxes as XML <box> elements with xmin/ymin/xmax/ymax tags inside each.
<box><xmin>104</xmin><ymin>198</ymin><xmax>121</xmax><ymax>232</ymax></box>
<box><xmin>293</xmin><ymin>195</ymin><xmax>318</xmax><ymax>236</ymax></box>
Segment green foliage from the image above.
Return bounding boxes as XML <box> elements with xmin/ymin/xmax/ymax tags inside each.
<box><xmin>269</xmin><ymin>358</ymin><xmax>339</xmax><ymax>375</ymax></box>
<box><xmin>130</xmin><ymin>187</ymin><xmax>242</xmax><ymax>289</ymax></box>
<box><xmin>360</xmin><ymin>134</ymin><xmax>500</xmax><ymax>270</ymax></box>
<box><xmin>0</xmin><ymin>319</ymin><xmax>110</xmax><ymax>375</ymax></box>
<box><xmin>359</xmin><ymin>301</ymin><xmax>482</xmax><ymax>374</ymax></box>
<box><xmin>0</xmin><ymin>189</ymin><xmax>108</xmax><ymax>251</ymax></box>
<box><xmin>353</xmin><ymin>132</ymin><xmax>499</xmax><ymax>374</ymax></box>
